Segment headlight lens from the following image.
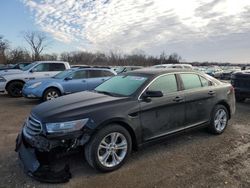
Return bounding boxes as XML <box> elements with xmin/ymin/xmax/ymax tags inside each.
<box><xmin>0</xmin><ymin>76</ymin><xmax>6</xmax><ymax>82</ymax></box>
<box><xmin>46</xmin><ymin>118</ymin><xmax>89</xmax><ymax>134</ymax></box>
<box><xmin>28</xmin><ymin>82</ymin><xmax>42</xmax><ymax>89</ymax></box>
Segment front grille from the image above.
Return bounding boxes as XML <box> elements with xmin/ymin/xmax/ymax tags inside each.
<box><xmin>24</xmin><ymin>116</ymin><xmax>42</xmax><ymax>136</ymax></box>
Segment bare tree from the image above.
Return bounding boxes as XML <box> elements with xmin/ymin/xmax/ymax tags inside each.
<box><xmin>23</xmin><ymin>31</ymin><xmax>48</xmax><ymax>61</ymax></box>
<box><xmin>167</xmin><ymin>53</ymin><xmax>182</xmax><ymax>64</ymax></box>
<box><xmin>7</xmin><ymin>47</ymin><xmax>31</xmax><ymax>64</ymax></box>
<box><xmin>0</xmin><ymin>35</ymin><xmax>9</xmax><ymax>64</ymax></box>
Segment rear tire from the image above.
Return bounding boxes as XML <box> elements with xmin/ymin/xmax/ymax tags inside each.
<box><xmin>84</xmin><ymin>124</ymin><xmax>132</xmax><ymax>172</ymax></box>
<box><xmin>43</xmin><ymin>88</ymin><xmax>61</xmax><ymax>101</ymax></box>
<box><xmin>208</xmin><ymin>105</ymin><xmax>229</xmax><ymax>134</ymax></box>
<box><xmin>6</xmin><ymin>81</ymin><xmax>24</xmax><ymax>97</ymax></box>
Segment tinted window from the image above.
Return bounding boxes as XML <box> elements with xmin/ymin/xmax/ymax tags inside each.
<box><xmin>34</xmin><ymin>63</ymin><xmax>50</xmax><ymax>72</ymax></box>
<box><xmin>199</xmin><ymin>76</ymin><xmax>213</xmax><ymax>87</ymax></box>
<box><xmin>180</xmin><ymin>74</ymin><xmax>202</xmax><ymax>90</ymax></box>
<box><xmin>172</xmin><ymin>65</ymin><xmax>182</xmax><ymax>68</ymax></box>
<box><xmin>95</xmin><ymin>75</ymin><xmax>148</xmax><ymax>96</ymax></box>
<box><xmin>72</xmin><ymin>70</ymin><xmax>87</xmax><ymax>79</ymax></box>
<box><xmin>88</xmin><ymin>70</ymin><xmax>113</xmax><ymax>78</ymax></box>
<box><xmin>148</xmin><ymin>74</ymin><xmax>177</xmax><ymax>94</ymax></box>
<box><xmin>49</xmin><ymin>63</ymin><xmax>65</xmax><ymax>71</ymax></box>
<box><xmin>100</xmin><ymin>70</ymin><xmax>114</xmax><ymax>77</ymax></box>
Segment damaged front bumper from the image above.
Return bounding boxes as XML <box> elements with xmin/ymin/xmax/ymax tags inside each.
<box><xmin>15</xmin><ymin>131</ymin><xmax>90</xmax><ymax>183</ymax></box>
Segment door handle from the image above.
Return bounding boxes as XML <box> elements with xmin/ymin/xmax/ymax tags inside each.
<box><xmin>173</xmin><ymin>96</ymin><xmax>184</xmax><ymax>102</ymax></box>
<box><xmin>208</xmin><ymin>91</ymin><xmax>215</xmax><ymax>95</ymax></box>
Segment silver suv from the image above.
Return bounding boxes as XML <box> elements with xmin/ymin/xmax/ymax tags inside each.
<box><xmin>0</xmin><ymin>61</ymin><xmax>70</xmax><ymax>97</ymax></box>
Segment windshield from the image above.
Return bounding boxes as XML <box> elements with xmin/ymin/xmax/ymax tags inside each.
<box><xmin>21</xmin><ymin>62</ymin><xmax>37</xmax><ymax>71</ymax></box>
<box><xmin>95</xmin><ymin>75</ymin><xmax>148</xmax><ymax>97</ymax></box>
<box><xmin>53</xmin><ymin>69</ymin><xmax>74</xmax><ymax>79</ymax></box>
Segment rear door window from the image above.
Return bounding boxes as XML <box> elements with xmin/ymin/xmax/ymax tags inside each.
<box><xmin>180</xmin><ymin>74</ymin><xmax>202</xmax><ymax>90</ymax></box>
<box><xmin>148</xmin><ymin>74</ymin><xmax>178</xmax><ymax>94</ymax></box>
<box><xmin>199</xmin><ymin>76</ymin><xmax>213</xmax><ymax>87</ymax></box>
<box><xmin>49</xmin><ymin>63</ymin><xmax>66</xmax><ymax>71</ymax></box>
<box><xmin>88</xmin><ymin>70</ymin><xmax>113</xmax><ymax>78</ymax></box>
<box><xmin>71</xmin><ymin>70</ymin><xmax>87</xmax><ymax>79</ymax></box>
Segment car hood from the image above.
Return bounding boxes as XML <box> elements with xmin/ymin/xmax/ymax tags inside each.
<box><xmin>0</xmin><ymin>69</ymin><xmax>23</xmax><ymax>76</ymax></box>
<box><xmin>25</xmin><ymin>78</ymin><xmax>59</xmax><ymax>86</ymax></box>
<box><xmin>32</xmin><ymin>91</ymin><xmax>129</xmax><ymax>123</ymax></box>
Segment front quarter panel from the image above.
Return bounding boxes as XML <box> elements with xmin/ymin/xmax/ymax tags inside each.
<box><xmin>85</xmin><ymin>99</ymin><xmax>142</xmax><ymax>145</ymax></box>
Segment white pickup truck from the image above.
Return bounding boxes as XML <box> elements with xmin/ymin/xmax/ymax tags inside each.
<box><xmin>0</xmin><ymin>61</ymin><xmax>70</xmax><ymax>97</ymax></box>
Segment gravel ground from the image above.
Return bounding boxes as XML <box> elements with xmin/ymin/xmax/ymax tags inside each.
<box><xmin>0</xmin><ymin>94</ymin><xmax>249</xmax><ymax>188</ymax></box>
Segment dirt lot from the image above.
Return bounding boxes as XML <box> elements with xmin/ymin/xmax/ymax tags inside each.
<box><xmin>0</xmin><ymin>94</ymin><xmax>249</xmax><ymax>188</ymax></box>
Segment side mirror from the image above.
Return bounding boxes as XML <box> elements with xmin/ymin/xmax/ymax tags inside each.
<box><xmin>30</xmin><ymin>68</ymin><xmax>37</xmax><ymax>73</ymax></box>
<box><xmin>142</xmin><ymin>90</ymin><xmax>163</xmax><ymax>99</ymax></box>
<box><xmin>65</xmin><ymin>77</ymin><xmax>72</xmax><ymax>81</ymax></box>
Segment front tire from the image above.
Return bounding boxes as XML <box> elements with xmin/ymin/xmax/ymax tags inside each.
<box><xmin>43</xmin><ymin>88</ymin><xmax>61</xmax><ymax>101</ymax></box>
<box><xmin>208</xmin><ymin>105</ymin><xmax>229</xmax><ymax>134</ymax></box>
<box><xmin>6</xmin><ymin>81</ymin><xmax>24</xmax><ymax>97</ymax></box>
<box><xmin>84</xmin><ymin>124</ymin><xmax>132</xmax><ymax>172</ymax></box>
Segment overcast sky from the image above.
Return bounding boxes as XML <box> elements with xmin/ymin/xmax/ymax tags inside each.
<box><xmin>1</xmin><ymin>0</ymin><xmax>250</xmax><ymax>63</ymax></box>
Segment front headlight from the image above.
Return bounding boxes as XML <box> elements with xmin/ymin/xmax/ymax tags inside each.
<box><xmin>28</xmin><ymin>82</ymin><xmax>42</xmax><ymax>89</ymax></box>
<box><xmin>46</xmin><ymin>118</ymin><xmax>89</xmax><ymax>134</ymax></box>
<box><xmin>0</xmin><ymin>76</ymin><xmax>6</xmax><ymax>82</ymax></box>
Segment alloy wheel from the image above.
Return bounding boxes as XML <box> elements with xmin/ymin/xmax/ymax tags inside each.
<box><xmin>46</xmin><ymin>91</ymin><xmax>59</xmax><ymax>100</ymax></box>
<box><xmin>214</xmin><ymin>109</ymin><xmax>227</xmax><ymax>132</ymax></box>
<box><xmin>97</xmin><ymin>132</ymin><xmax>128</xmax><ymax>168</ymax></box>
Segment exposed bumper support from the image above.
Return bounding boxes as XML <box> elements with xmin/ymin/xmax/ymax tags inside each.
<box><xmin>15</xmin><ymin>134</ymin><xmax>72</xmax><ymax>183</ymax></box>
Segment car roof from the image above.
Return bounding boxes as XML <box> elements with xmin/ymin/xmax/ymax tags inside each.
<box><xmin>129</xmin><ymin>67</ymin><xmax>200</xmax><ymax>76</ymax></box>
<box><xmin>33</xmin><ymin>61</ymin><xmax>68</xmax><ymax>64</ymax></box>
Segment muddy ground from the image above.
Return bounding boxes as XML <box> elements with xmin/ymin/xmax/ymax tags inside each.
<box><xmin>0</xmin><ymin>94</ymin><xmax>249</xmax><ymax>188</ymax></box>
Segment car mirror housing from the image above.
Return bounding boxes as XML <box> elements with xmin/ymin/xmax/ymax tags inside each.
<box><xmin>65</xmin><ymin>77</ymin><xmax>72</xmax><ymax>81</ymax></box>
<box><xmin>142</xmin><ymin>90</ymin><xmax>163</xmax><ymax>99</ymax></box>
<box><xmin>30</xmin><ymin>68</ymin><xmax>36</xmax><ymax>73</ymax></box>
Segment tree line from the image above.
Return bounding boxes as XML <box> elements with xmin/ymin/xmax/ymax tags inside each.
<box><xmin>0</xmin><ymin>31</ymin><xmax>183</xmax><ymax>66</ymax></box>
<box><xmin>0</xmin><ymin>31</ymin><xmax>248</xmax><ymax>67</ymax></box>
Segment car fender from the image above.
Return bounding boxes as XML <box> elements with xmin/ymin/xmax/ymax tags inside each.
<box><xmin>43</xmin><ymin>82</ymin><xmax>65</xmax><ymax>95</ymax></box>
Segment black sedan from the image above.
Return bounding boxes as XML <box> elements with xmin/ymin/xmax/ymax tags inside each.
<box><xmin>16</xmin><ymin>68</ymin><xmax>235</xmax><ymax>182</ymax></box>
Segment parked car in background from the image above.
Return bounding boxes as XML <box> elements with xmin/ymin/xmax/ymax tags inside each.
<box><xmin>0</xmin><ymin>61</ymin><xmax>70</xmax><ymax>97</ymax></box>
<box><xmin>70</xmin><ymin>65</ymin><xmax>91</xmax><ymax>68</ymax></box>
<box><xmin>205</xmin><ymin>66</ymin><xmax>224</xmax><ymax>78</ymax></box>
<box><xmin>112</xmin><ymin>66</ymin><xmax>143</xmax><ymax>74</ymax></box>
<box><xmin>23</xmin><ymin>68</ymin><xmax>116</xmax><ymax>101</ymax></box>
<box><xmin>153</xmin><ymin>64</ymin><xmax>193</xmax><ymax>69</ymax></box>
<box><xmin>220</xmin><ymin>67</ymin><xmax>241</xmax><ymax>80</ymax></box>
<box><xmin>231</xmin><ymin>70</ymin><xmax>250</xmax><ymax>102</ymax></box>
<box><xmin>16</xmin><ymin>68</ymin><xmax>235</xmax><ymax>182</ymax></box>
<box><xmin>0</xmin><ymin>62</ymin><xmax>30</xmax><ymax>71</ymax></box>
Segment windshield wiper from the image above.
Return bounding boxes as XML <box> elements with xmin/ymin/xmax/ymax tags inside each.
<box><xmin>94</xmin><ymin>90</ymin><xmax>125</xmax><ymax>97</ymax></box>
<box><xmin>95</xmin><ymin>90</ymin><xmax>115</xmax><ymax>96</ymax></box>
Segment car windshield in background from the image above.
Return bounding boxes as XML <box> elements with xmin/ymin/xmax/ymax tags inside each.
<box><xmin>53</xmin><ymin>69</ymin><xmax>74</xmax><ymax>79</ymax></box>
<box><xmin>21</xmin><ymin>62</ymin><xmax>36</xmax><ymax>71</ymax></box>
<box><xmin>95</xmin><ymin>75</ymin><xmax>148</xmax><ymax>97</ymax></box>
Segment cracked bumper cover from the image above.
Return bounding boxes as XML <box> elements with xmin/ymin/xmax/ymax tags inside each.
<box><xmin>15</xmin><ymin>131</ymin><xmax>91</xmax><ymax>183</ymax></box>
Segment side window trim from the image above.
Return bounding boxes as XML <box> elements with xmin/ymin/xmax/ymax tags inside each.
<box><xmin>147</xmin><ymin>73</ymin><xmax>179</xmax><ymax>95</ymax></box>
<box><xmin>179</xmin><ymin>73</ymin><xmax>202</xmax><ymax>91</ymax></box>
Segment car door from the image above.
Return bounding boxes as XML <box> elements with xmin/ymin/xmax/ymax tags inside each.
<box><xmin>139</xmin><ymin>74</ymin><xmax>185</xmax><ymax>141</ymax></box>
<box><xmin>62</xmin><ymin>70</ymin><xmax>88</xmax><ymax>94</ymax></box>
<box><xmin>179</xmin><ymin>73</ymin><xmax>217</xmax><ymax>127</ymax></box>
<box><xmin>86</xmin><ymin>70</ymin><xmax>113</xmax><ymax>90</ymax></box>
